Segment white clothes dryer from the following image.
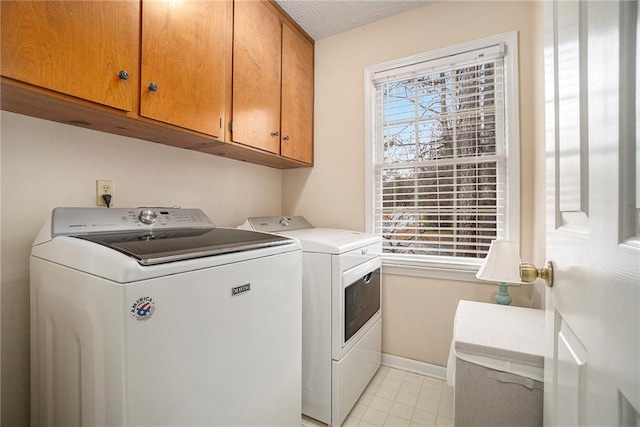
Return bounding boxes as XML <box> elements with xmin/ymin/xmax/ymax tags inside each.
<box><xmin>242</xmin><ymin>216</ymin><xmax>382</xmax><ymax>426</ymax></box>
<box><xmin>31</xmin><ymin>207</ymin><xmax>302</xmax><ymax>426</ymax></box>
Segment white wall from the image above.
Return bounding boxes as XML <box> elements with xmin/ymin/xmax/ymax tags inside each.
<box><xmin>283</xmin><ymin>1</ymin><xmax>547</xmax><ymax>366</ymax></box>
<box><xmin>0</xmin><ymin>111</ymin><xmax>283</xmax><ymax>425</ymax></box>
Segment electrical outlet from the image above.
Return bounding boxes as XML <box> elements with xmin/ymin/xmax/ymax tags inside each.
<box><xmin>96</xmin><ymin>180</ymin><xmax>114</xmax><ymax>206</ymax></box>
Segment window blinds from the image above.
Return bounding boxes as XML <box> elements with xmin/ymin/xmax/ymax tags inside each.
<box><xmin>373</xmin><ymin>44</ymin><xmax>506</xmax><ymax>261</ymax></box>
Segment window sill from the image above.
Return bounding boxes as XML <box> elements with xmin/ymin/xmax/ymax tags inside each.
<box><xmin>381</xmin><ymin>260</ymin><xmax>482</xmax><ymax>282</ymax></box>
<box><xmin>382</xmin><ymin>255</ymin><xmax>494</xmax><ymax>285</ymax></box>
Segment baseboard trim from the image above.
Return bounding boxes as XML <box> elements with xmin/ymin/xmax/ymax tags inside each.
<box><xmin>381</xmin><ymin>353</ymin><xmax>447</xmax><ymax>381</ymax></box>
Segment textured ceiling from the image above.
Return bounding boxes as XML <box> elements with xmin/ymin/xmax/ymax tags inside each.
<box><xmin>275</xmin><ymin>0</ymin><xmax>436</xmax><ymax>41</ymax></box>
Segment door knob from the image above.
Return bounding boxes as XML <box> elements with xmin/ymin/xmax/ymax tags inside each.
<box><xmin>520</xmin><ymin>261</ymin><xmax>554</xmax><ymax>287</ymax></box>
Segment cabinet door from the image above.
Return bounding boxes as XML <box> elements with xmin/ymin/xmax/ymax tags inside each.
<box><xmin>1</xmin><ymin>1</ymin><xmax>138</xmax><ymax>112</ymax></box>
<box><xmin>232</xmin><ymin>0</ymin><xmax>282</xmax><ymax>154</ymax></box>
<box><xmin>281</xmin><ymin>24</ymin><xmax>314</xmax><ymax>164</ymax></box>
<box><xmin>141</xmin><ymin>0</ymin><xmax>230</xmax><ymax>138</ymax></box>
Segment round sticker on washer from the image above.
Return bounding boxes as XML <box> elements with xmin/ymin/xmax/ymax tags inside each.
<box><xmin>131</xmin><ymin>296</ymin><xmax>155</xmax><ymax>321</ymax></box>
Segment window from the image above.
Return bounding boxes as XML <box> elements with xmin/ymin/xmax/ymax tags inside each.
<box><xmin>364</xmin><ymin>33</ymin><xmax>520</xmax><ymax>280</ymax></box>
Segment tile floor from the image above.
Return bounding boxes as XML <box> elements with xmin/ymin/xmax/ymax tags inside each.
<box><xmin>302</xmin><ymin>366</ymin><xmax>454</xmax><ymax>427</ymax></box>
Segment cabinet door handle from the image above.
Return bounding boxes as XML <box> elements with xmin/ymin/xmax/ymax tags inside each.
<box><xmin>118</xmin><ymin>70</ymin><xmax>130</xmax><ymax>80</ymax></box>
<box><xmin>148</xmin><ymin>82</ymin><xmax>158</xmax><ymax>92</ymax></box>
<box><xmin>271</xmin><ymin>131</ymin><xmax>280</xmax><ymax>137</ymax></box>
<box><xmin>283</xmin><ymin>135</ymin><xmax>290</xmax><ymax>141</ymax></box>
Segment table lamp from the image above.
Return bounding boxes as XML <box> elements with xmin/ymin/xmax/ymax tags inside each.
<box><xmin>476</xmin><ymin>240</ymin><xmax>524</xmax><ymax>305</ymax></box>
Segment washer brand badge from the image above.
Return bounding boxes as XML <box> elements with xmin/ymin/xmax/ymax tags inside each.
<box><xmin>131</xmin><ymin>296</ymin><xmax>155</xmax><ymax>321</ymax></box>
<box><xmin>232</xmin><ymin>284</ymin><xmax>251</xmax><ymax>296</ymax></box>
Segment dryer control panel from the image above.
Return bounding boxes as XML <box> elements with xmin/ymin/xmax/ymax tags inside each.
<box><xmin>243</xmin><ymin>216</ymin><xmax>314</xmax><ymax>232</ymax></box>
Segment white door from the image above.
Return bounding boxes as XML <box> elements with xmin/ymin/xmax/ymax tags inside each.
<box><xmin>544</xmin><ymin>0</ymin><xmax>640</xmax><ymax>425</ymax></box>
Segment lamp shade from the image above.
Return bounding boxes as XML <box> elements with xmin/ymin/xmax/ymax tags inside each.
<box><xmin>476</xmin><ymin>240</ymin><xmax>524</xmax><ymax>284</ymax></box>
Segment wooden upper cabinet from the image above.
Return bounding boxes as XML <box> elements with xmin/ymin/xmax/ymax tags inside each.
<box><xmin>232</xmin><ymin>1</ymin><xmax>313</xmax><ymax>164</ymax></box>
<box><xmin>1</xmin><ymin>0</ymin><xmax>312</xmax><ymax>168</ymax></box>
<box><xmin>232</xmin><ymin>0</ymin><xmax>283</xmax><ymax>154</ymax></box>
<box><xmin>281</xmin><ymin>23</ymin><xmax>314</xmax><ymax>164</ymax></box>
<box><xmin>141</xmin><ymin>0</ymin><xmax>231</xmax><ymax>139</ymax></box>
<box><xmin>0</xmin><ymin>1</ymin><xmax>139</xmax><ymax>112</ymax></box>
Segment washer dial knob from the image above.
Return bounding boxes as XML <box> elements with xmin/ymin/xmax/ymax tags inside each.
<box><xmin>279</xmin><ymin>217</ymin><xmax>290</xmax><ymax>227</ymax></box>
<box><xmin>139</xmin><ymin>209</ymin><xmax>157</xmax><ymax>224</ymax></box>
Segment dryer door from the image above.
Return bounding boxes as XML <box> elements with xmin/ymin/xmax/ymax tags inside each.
<box><xmin>334</xmin><ymin>255</ymin><xmax>382</xmax><ymax>360</ymax></box>
<box><xmin>344</xmin><ymin>267</ymin><xmax>381</xmax><ymax>343</ymax></box>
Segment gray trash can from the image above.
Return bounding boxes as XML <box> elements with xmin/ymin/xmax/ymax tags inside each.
<box><xmin>446</xmin><ymin>300</ymin><xmax>545</xmax><ymax>427</ymax></box>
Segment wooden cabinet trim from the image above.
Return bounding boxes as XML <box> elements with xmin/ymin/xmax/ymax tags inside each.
<box><xmin>264</xmin><ymin>0</ymin><xmax>314</xmax><ymax>45</ymax></box>
<box><xmin>1</xmin><ymin>77</ymin><xmax>310</xmax><ymax>169</ymax></box>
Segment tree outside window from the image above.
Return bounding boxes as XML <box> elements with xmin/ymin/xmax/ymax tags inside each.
<box><xmin>366</xmin><ymin>34</ymin><xmax>519</xmax><ymax>277</ymax></box>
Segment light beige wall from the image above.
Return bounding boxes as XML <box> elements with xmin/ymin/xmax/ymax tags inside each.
<box><xmin>0</xmin><ymin>107</ymin><xmax>3</xmax><ymax>427</ymax></box>
<box><xmin>383</xmin><ymin>274</ymin><xmax>536</xmax><ymax>365</ymax></box>
<box><xmin>283</xmin><ymin>1</ymin><xmax>546</xmax><ymax>366</ymax></box>
<box><xmin>0</xmin><ymin>111</ymin><xmax>282</xmax><ymax>425</ymax></box>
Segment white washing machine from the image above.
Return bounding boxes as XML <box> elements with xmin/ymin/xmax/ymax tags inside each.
<box><xmin>30</xmin><ymin>207</ymin><xmax>302</xmax><ymax>426</ymax></box>
<box><xmin>242</xmin><ymin>216</ymin><xmax>382</xmax><ymax>426</ymax></box>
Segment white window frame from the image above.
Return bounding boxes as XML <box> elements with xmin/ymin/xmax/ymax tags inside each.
<box><xmin>364</xmin><ymin>32</ymin><xmax>520</xmax><ymax>281</ymax></box>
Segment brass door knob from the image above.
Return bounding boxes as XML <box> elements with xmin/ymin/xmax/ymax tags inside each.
<box><xmin>520</xmin><ymin>261</ymin><xmax>554</xmax><ymax>287</ymax></box>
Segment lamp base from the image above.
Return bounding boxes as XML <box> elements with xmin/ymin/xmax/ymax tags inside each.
<box><xmin>495</xmin><ymin>283</ymin><xmax>512</xmax><ymax>305</ymax></box>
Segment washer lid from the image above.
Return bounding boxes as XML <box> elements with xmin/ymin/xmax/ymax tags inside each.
<box><xmin>45</xmin><ymin>207</ymin><xmax>294</xmax><ymax>265</ymax></box>
<box><xmin>77</xmin><ymin>227</ymin><xmax>294</xmax><ymax>265</ymax></box>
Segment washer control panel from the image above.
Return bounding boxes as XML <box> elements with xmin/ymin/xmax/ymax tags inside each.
<box><xmin>51</xmin><ymin>207</ymin><xmax>214</xmax><ymax>237</ymax></box>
